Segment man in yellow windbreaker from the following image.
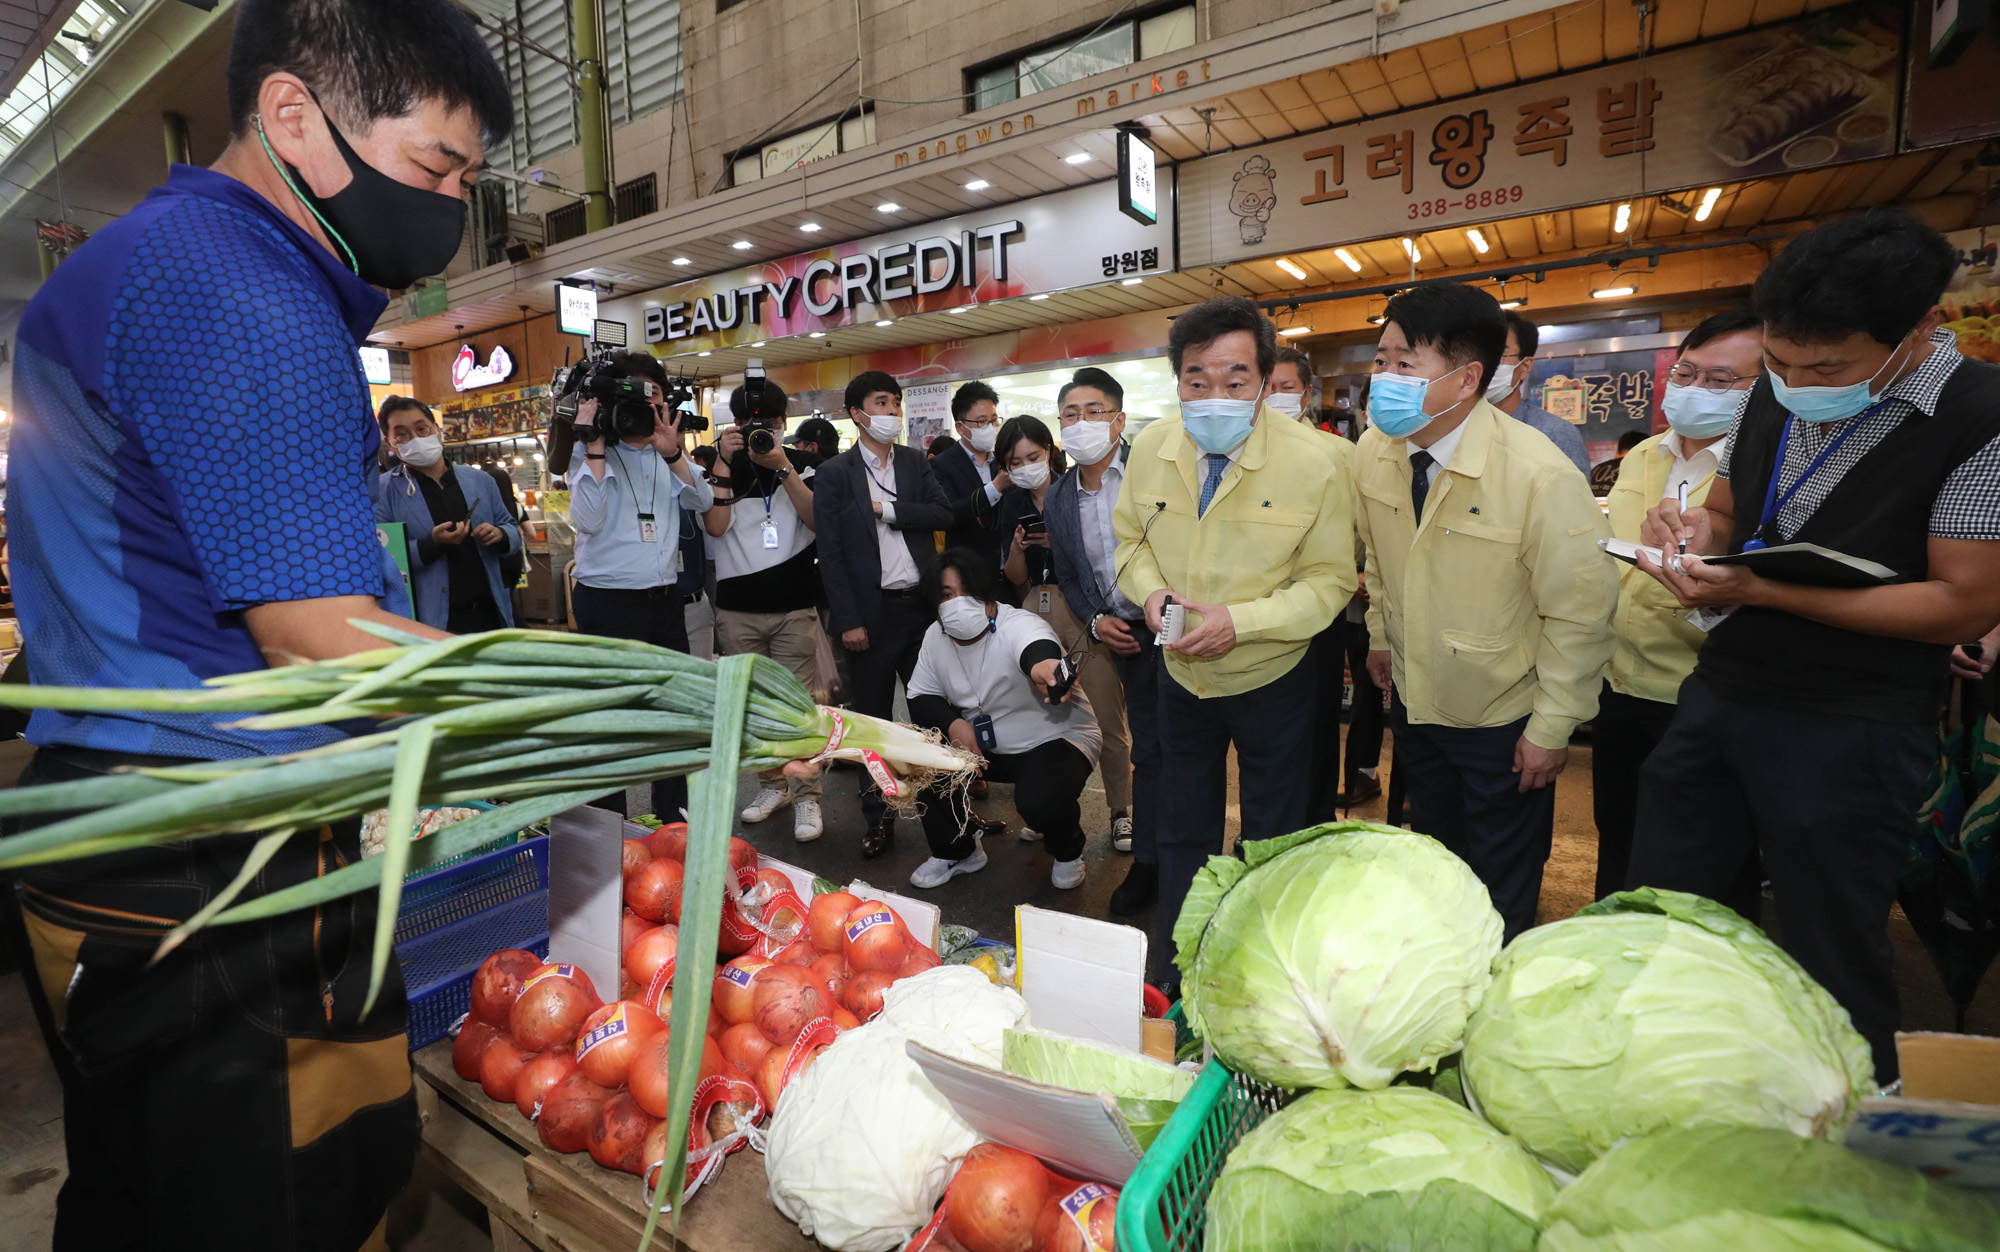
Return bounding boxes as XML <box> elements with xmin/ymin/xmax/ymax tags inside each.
<box><xmin>1594</xmin><ymin>310</ymin><xmax>1763</xmax><ymax>905</ymax></box>
<box><xmin>1115</xmin><ymin>296</ymin><xmax>1357</xmax><ymax>989</ymax></box>
<box><xmin>1356</xmin><ymin>282</ymin><xmax>1617</xmax><ymax>938</ymax></box>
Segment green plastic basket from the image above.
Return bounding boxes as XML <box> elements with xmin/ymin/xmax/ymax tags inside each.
<box><xmin>1117</xmin><ymin>1018</ymin><xmax>1291</xmax><ymax>1252</ymax></box>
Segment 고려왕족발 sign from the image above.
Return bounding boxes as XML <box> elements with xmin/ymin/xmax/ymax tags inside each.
<box><xmin>1178</xmin><ymin>5</ymin><xmax>1902</xmax><ymax>269</ymax></box>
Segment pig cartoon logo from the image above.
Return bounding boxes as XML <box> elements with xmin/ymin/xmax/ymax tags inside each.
<box><xmin>1230</xmin><ymin>155</ymin><xmax>1277</xmax><ymax>246</ymax></box>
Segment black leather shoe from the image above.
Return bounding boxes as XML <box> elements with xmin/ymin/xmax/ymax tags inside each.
<box><xmin>1109</xmin><ymin>863</ymin><xmax>1158</xmax><ymax>917</ymax></box>
<box><xmin>972</xmin><ymin>815</ymin><xmax>1008</xmax><ymax>839</ymax></box>
<box><xmin>862</xmin><ymin>819</ymin><xmax>893</xmax><ymax>859</ymax></box>
<box><xmin>968</xmin><ymin>778</ymin><xmax>989</xmax><ymax>799</ymax></box>
<box><xmin>1338</xmin><ymin>775</ymin><xmax>1383</xmax><ymax>807</ymax></box>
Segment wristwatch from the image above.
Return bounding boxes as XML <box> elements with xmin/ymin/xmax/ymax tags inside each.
<box><xmin>1088</xmin><ymin>614</ymin><xmax>1103</xmax><ymax>643</ymax></box>
<box><xmin>771</xmin><ymin>467</ymin><xmax>793</xmax><ymax>484</ymax></box>
<box><xmin>663</xmin><ymin>449</ymin><xmax>684</xmax><ymax>465</ymax></box>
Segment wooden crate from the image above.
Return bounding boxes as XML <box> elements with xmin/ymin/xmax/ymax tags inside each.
<box><xmin>413</xmin><ymin>1042</ymin><xmax>817</xmax><ymax>1252</ymax></box>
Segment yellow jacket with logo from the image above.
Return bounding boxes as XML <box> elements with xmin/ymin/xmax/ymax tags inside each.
<box><xmin>1606</xmin><ymin>432</ymin><xmax>1718</xmax><ymax>704</ymax></box>
<box><xmin>1114</xmin><ymin>405</ymin><xmax>1357</xmax><ymax>698</ymax></box>
<box><xmin>1356</xmin><ymin>401</ymin><xmax>1616</xmax><ymax>749</ymax></box>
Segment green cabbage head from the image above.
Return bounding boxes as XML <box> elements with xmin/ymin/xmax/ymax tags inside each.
<box><xmin>1177</xmin><ymin>823</ymin><xmax>1502</xmax><ymax>1089</ymax></box>
<box><xmin>1539</xmin><ymin>1125</ymin><xmax>2000</xmax><ymax>1251</ymax></box>
<box><xmin>1207</xmin><ymin>1086</ymin><xmax>1556</xmax><ymax>1252</ymax></box>
<box><xmin>1462</xmin><ymin>889</ymin><xmax>1875</xmax><ymax>1174</ymax></box>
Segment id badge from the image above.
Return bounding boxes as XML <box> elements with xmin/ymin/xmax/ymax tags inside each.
<box><xmin>762</xmin><ymin>520</ymin><xmax>781</xmax><ymax>550</ymax></box>
<box><xmin>1037</xmin><ymin>588</ymin><xmax>1052</xmax><ymax>614</ymax></box>
<box><xmin>676</xmin><ymin>547</ymin><xmax>685</xmax><ymax>574</ymax></box>
<box><xmin>639</xmin><ymin>513</ymin><xmax>659</xmax><ymax>544</ymax></box>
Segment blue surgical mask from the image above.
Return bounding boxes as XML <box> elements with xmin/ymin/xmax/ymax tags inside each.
<box><xmin>1366</xmin><ymin>364</ymin><xmax>1467</xmax><ymax>439</ymax></box>
<box><xmin>1768</xmin><ymin>335</ymin><xmax>1913</xmax><ymax>424</ymax></box>
<box><xmin>1661</xmin><ymin>382</ymin><xmax>1743</xmax><ymax>439</ymax></box>
<box><xmin>1180</xmin><ymin>396</ymin><xmax>1260</xmax><ymax>455</ymax></box>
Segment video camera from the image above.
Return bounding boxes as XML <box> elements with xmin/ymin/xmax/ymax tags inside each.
<box><xmin>551</xmin><ymin>344</ymin><xmax>708</xmax><ymax>445</ymax></box>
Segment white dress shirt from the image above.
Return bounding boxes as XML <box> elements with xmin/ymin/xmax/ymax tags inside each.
<box><xmin>860</xmin><ymin>441</ymin><xmax>921</xmax><ymax>590</ymax></box>
<box><xmin>1076</xmin><ymin>460</ymin><xmax>1139</xmax><ymax>619</ymax></box>
<box><xmin>1410</xmin><ymin>417</ymin><xmax>1470</xmax><ymax>493</ymax></box>
<box><xmin>1658</xmin><ymin>430</ymin><xmax>1728</xmax><ymax>505</ymax></box>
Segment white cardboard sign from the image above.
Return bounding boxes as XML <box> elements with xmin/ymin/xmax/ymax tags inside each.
<box><xmin>1014</xmin><ymin>905</ymin><xmax>1147</xmax><ymax>1055</ymax></box>
<box><xmin>906</xmin><ymin>1042</ymin><xmax>1144</xmax><ymax>1185</ymax></box>
<box><xmin>545</xmin><ymin>807</ymin><xmax>628</xmax><ymax>1003</ymax></box>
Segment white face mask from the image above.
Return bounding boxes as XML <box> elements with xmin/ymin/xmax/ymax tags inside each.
<box><xmin>938</xmin><ymin>595</ymin><xmax>992</xmax><ymax>641</ymax></box>
<box><xmin>1009</xmin><ymin>458</ymin><xmax>1051</xmax><ymax>491</ymax></box>
<box><xmin>1061</xmin><ymin>419</ymin><xmax>1119</xmax><ymax>466</ymax></box>
<box><xmin>397</xmin><ymin>433</ymin><xmax>444</xmax><ymax>467</ymax></box>
<box><xmin>1484</xmin><ymin>362</ymin><xmax>1518</xmax><ymax>404</ymax></box>
<box><xmin>865</xmin><ymin>414</ymin><xmax>902</xmax><ymax>444</ymax></box>
<box><xmin>965</xmin><ymin>424</ymin><xmax>997</xmax><ymax>453</ymax></box>
<box><xmin>1264</xmin><ymin>392</ymin><xmax>1305</xmax><ymax>418</ymax></box>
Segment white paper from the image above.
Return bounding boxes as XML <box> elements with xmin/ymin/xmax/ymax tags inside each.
<box><xmin>1015</xmin><ymin>905</ymin><xmax>1146</xmax><ymax>1054</ymax></box>
<box><xmin>906</xmin><ymin>1042</ymin><xmax>1143</xmax><ymax>1185</ymax></box>
<box><xmin>546</xmin><ymin>806</ymin><xmax>627</xmax><ymax>1005</ymax></box>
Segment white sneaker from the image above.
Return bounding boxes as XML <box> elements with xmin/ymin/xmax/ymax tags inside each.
<box><xmin>1111</xmin><ymin>815</ymin><xmax>1133</xmax><ymax>854</ymax></box>
<box><xmin>793</xmin><ymin>799</ymin><xmax>823</xmax><ymax>843</ymax></box>
<box><xmin>1052</xmin><ymin>857</ymin><xmax>1086</xmax><ymax>889</ymax></box>
<box><xmin>1018</xmin><ymin>827</ymin><xmax>1044</xmax><ymax>843</ymax></box>
<box><xmin>740</xmin><ymin>786</ymin><xmax>788</xmax><ymax>823</ymax></box>
<box><xmin>909</xmin><ymin>838</ymin><xmax>987</xmax><ymax>889</ymax></box>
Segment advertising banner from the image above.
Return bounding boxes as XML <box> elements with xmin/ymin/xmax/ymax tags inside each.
<box><xmin>601</xmin><ymin>178</ymin><xmax>1172</xmax><ymax>355</ymax></box>
<box><xmin>1179</xmin><ymin>5</ymin><xmax>1902</xmax><ymax>270</ymax></box>
<box><xmin>903</xmin><ymin>382</ymin><xmax>952</xmax><ymax>449</ymax></box>
<box><xmin>1527</xmin><ymin>347</ymin><xmax>1678</xmax><ymax>466</ymax></box>
<box><xmin>1941</xmin><ymin>228</ymin><xmax>2000</xmax><ymax>365</ymax></box>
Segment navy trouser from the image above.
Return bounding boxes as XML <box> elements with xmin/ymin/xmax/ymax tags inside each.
<box><xmin>1390</xmin><ymin>699</ymin><xmax>1553</xmax><ymax>941</ymax></box>
<box><xmin>1627</xmin><ymin>675</ymin><xmax>1930</xmax><ymax>1085</ymax></box>
<box><xmin>1306</xmin><ymin>614</ymin><xmax>1384</xmax><ymax>824</ymax></box>
<box><xmin>572</xmin><ymin>581</ymin><xmax>691</xmax><ymax>821</ymax></box>
<box><xmin>1151</xmin><ymin>649</ymin><xmax>1317</xmax><ymax>986</ymax></box>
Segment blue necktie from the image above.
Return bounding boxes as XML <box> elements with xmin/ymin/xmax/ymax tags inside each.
<box><xmin>1410</xmin><ymin>449</ymin><xmax>1435</xmax><ymax>520</ymax></box>
<box><xmin>1198</xmin><ymin>454</ymin><xmax>1228</xmax><ymax>516</ymax></box>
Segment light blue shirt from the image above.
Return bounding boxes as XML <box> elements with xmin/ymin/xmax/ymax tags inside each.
<box><xmin>1510</xmin><ymin>401</ymin><xmax>1592</xmax><ymax>477</ymax></box>
<box><xmin>569</xmin><ymin>441</ymin><xmax>715</xmax><ymax>589</ymax></box>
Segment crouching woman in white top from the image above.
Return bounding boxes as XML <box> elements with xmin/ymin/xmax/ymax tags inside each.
<box><xmin>905</xmin><ymin>547</ymin><xmax>1102</xmax><ymax>891</ymax></box>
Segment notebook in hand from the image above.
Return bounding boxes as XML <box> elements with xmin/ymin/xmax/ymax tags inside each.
<box><xmin>1599</xmin><ymin>538</ymin><xmax>1897</xmax><ymax>588</ymax></box>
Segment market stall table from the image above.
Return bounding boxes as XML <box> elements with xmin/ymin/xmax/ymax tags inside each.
<box><xmin>412</xmin><ymin>1040</ymin><xmax>816</xmax><ymax>1252</ymax></box>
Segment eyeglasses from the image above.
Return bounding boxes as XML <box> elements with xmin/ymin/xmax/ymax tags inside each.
<box><xmin>1059</xmin><ymin>406</ymin><xmax>1121</xmax><ymax>423</ymax></box>
<box><xmin>958</xmin><ymin>417</ymin><xmax>998</xmax><ymax>429</ymax></box>
<box><xmin>1666</xmin><ymin>364</ymin><xmax>1753</xmax><ymax>391</ymax></box>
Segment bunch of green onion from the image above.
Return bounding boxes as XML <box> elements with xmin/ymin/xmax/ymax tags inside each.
<box><xmin>0</xmin><ymin>624</ymin><xmax>974</xmax><ymax>1017</ymax></box>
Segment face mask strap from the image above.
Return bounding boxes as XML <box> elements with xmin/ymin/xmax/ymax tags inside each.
<box><xmin>253</xmin><ymin>110</ymin><xmax>361</xmax><ymax>275</ymax></box>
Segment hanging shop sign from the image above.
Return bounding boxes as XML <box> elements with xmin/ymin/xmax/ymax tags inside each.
<box><xmin>452</xmin><ymin>343</ymin><xmax>515</xmax><ymax>392</ymax></box>
<box><xmin>556</xmin><ymin>283</ymin><xmax>599</xmax><ymax>337</ymax></box>
<box><xmin>608</xmin><ymin>178</ymin><xmax>1172</xmax><ymax>353</ymax></box>
<box><xmin>1178</xmin><ymin>5</ymin><xmax>1901</xmax><ymax>269</ymax></box>
<box><xmin>358</xmin><ymin>345</ymin><xmax>392</xmax><ymax>385</ymax></box>
<box><xmin>1119</xmin><ymin>130</ymin><xmax>1159</xmax><ymax>226</ymax></box>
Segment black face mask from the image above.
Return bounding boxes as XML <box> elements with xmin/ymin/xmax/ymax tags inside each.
<box><xmin>257</xmin><ymin>101</ymin><xmax>467</xmax><ymax>290</ymax></box>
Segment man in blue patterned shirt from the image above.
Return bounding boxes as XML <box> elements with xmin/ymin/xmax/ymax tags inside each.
<box><xmin>1</xmin><ymin>3</ymin><xmax>512</xmax><ymax>1248</ymax></box>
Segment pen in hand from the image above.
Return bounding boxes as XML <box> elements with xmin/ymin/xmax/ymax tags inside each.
<box><xmin>1675</xmin><ymin>482</ymin><xmax>1690</xmax><ymax>558</ymax></box>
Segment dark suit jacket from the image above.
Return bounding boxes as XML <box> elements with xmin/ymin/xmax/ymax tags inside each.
<box><xmin>928</xmin><ymin>439</ymin><xmax>1004</xmax><ymax>568</ymax></box>
<box><xmin>814</xmin><ymin>441</ymin><xmax>956</xmax><ymax>634</ymax></box>
<box><xmin>1045</xmin><ymin>450</ymin><xmax>1136</xmax><ymax>627</ymax></box>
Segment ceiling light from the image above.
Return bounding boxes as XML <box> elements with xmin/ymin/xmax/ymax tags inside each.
<box><xmin>1400</xmin><ymin>237</ymin><xmax>1420</xmax><ymax>262</ymax></box>
<box><xmin>513</xmin><ymin>456</ymin><xmax>526</xmax><ymax>465</ymax></box>
<box><xmin>964</xmin><ymin>179</ymin><xmax>990</xmax><ymax>191</ymax></box>
<box><xmin>877</xmin><ymin>202</ymin><xmax>902</xmax><ymax>213</ymax></box>
<box><xmin>1278</xmin><ymin>325</ymin><xmax>1313</xmax><ymax>337</ymax></box>
<box><xmin>1695</xmin><ymin>187</ymin><xmax>1722</xmax><ymax>222</ymax></box>
<box><xmin>750</xmin><ymin>341</ymin><xmax>766</xmax><ymax>347</ymax></box>
<box><xmin>698</xmin><ymin>350</ymin><xmax>713</xmax><ymax>356</ymax></box>
<box><xmin>731</xmin><ymin>240</ymin><xmax>753</xmax><ymax>250</ymax></box>
<box><xmin>875</xmin><ymin>319</ymin><xmax>894</xmax><ymax>327</ymax></box>
<box><xmin>808</xmin><ymin>331</ymin><xmax>827</xmax><ymax>338</ymax></box>
<box><xmin>949</xmin><ymin>306</ymin><xmax>971</xmax><ymax>314</ymax></box>
<box><xmin>1613</xmin><ymin>202</ymin><xmax>1632</xmax><ymax>234</ymax></box>
<box><xmin>1275</xmin><ymin>257</ymin><xmax>1308</xmax><ymax>281</ymax></box>
<box><xmin>1334</xmin><ymin>248</ymin><xmax>1362</xmax><ymax>274</ymax></box>
<box><xmin>1029</xmin><ymin>293</ymin><xmax>1050</xmax><ymax>301</ymax></box>
<box><xmin>1063</xmin><ymin>152</ymin><xmax>1092</xmax><ymax>165</ymax></box>
<box><xmin>798</xmin><ymin>222</ymin><xmax>822</xmax><ymax>233</ymax></box>
<box><xmin>1121</xmin><ymin>277</ymin><xmax>1144</xmax><ymax>286</ymax></box>
<box><xmin>1466</xmin><ymin>228</ymin><xmax>1489</xmax><ymax>254</ymax></box>
<box><xmin>672</xmin><ymin>257</ymin><xmax>692</xmax><ymax>266</ymax></box>
<box><xmin>1592</xmin><ymin>270</ymin><xmax>1638</xmax><ymax>299</ymax></box>
<box><xmin>1592</xmin><ymin>284</ymin><xmax>1636</xmax><ymax>299</ymax></box>
<box><xmin>1364</xmin><ymin>312</ymin><xmax>1386</xmax><ymax>325</ymax></box>
<box><xmin>1497</xmin><ymin>297</ymin><xmax>1527</xmax><ymax>310</ymax></box>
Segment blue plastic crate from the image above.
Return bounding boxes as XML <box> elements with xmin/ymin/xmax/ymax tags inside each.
<box><xmin>397</xmin><ymin>835</ymin><xmax>551</xmax><ymax>1050</ymax></box>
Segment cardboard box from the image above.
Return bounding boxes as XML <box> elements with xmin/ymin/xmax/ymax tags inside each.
<box><xmin>1846</xmin><ymin>1032</ymin><xmax>2000</xmax><ymax>1191</ymax></box>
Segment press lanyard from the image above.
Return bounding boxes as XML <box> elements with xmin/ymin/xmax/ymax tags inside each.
<box><xmin>612</xmin><ymin>443</ymin><xmax>662</xmax><ymax>543</ymax></box>
<box><xmin>1743</xmin><ymin>402</ymin><xmax>1885</xmax><ymax>551</ymax></box>
<box><xmin>864</xmin><ymin>456</ymin><xmax>899</xmax><ymax>500</ymax></box>
<box><xmin>761</xmin><ymin>471</ymin><xmax>782</xmax><ymax>550</ymax></box>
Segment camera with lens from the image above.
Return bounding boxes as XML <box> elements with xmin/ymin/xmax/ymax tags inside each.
<box><xmin>731</xmin><ymin>358</ymin><xmax>789</xmax><ymax>458</ymax></box>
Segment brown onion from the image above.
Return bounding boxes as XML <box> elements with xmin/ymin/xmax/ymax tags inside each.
<box><xmin>808</xmin><ymin>891</ymin><xmax>861</xmax><ymax>953</ymax></box>
<box><xmin>588</xmin><ymin>1090</ymin><xmax>662</xmax><ymax>1175</ymax></box>
<box><xmin>719</xmin><ymin>1021</ymin><xmax>776</xmax><ymax>1076</ymax></box>
<box><xmin>712</xmin><ymin>957</ymin><xmax>771</xmax><ymax>1025</ymax></box>
<box><xmin>509</xmin><ymin>963</ymin><xmax>602</xmax><ymax>1053</ymax></box>
<box><xmin>842</xmin><ymin>901</ymin><xmax>910</xmax><ymax>973</ymax></box>
<box><xmin>624</xmin><ymin>858</ymin><xmax>684</xmax><ymax>924</ymax></box>
<box><xmin>478</xmin><ymin>1037</ymin><xmax>535</xmax><ymax>1104</ymax></box>
<box><xmin>624</xmin><ymin>923</ymin><xmax>679</xmax><ymax>987</ymax></box>
<box><xmin>469</xmin><ymin>948</ymin><xmax>545</xmax><ymax>1028</ymax></box>
<box><xmin>643</xmin><ymin>821</ymin><xmax>688</xmax><ymax>861</ymax></box>
<box><xmin>945</xmin><ymin>1143</ymin><xmax>1052</xmax><ymax>1252</ymax></box>
<box><xmin>1034</xmin><ymin>1183</ymin><xmax>1119</xmax><ymax>1252</ymax></box>
<box><xmin>574</xmin><ymin>999</ymin><xmax>666</xmax><ymax>1088</ymax></box>
<box><xmin>515</xmin><ymin>1049</ymin><xmax>578</xmax><ymax>1120</ymax></box>
<box><xmin>537</xmin><ymin>1071</ymin><xmax>614</xmax><ymax>1153</ymax></box>
<box><xmin>754</xmin><ymin>965</ymin><xmax>833</xmax><ymax>1047</ymax></box>
<box><xmin>842</xmin><ymin>969</ymin><xmax>896</xmax><ymax>1022</ymax></box>
<box><xmin>452</xmin><ymin>1019</ymin><xmax>502</xmax><ymax>1081</ymax></box>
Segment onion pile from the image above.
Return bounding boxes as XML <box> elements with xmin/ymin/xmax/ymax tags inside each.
<box><xmin>937</xmin><ymin>1144</ymin><xmax>1121</xmax><ymax>1252</ymax></box>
